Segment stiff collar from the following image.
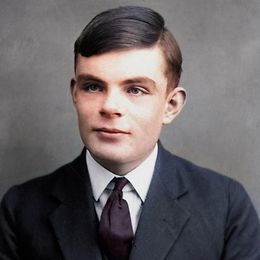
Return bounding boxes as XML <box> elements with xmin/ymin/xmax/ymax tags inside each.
<box><xmin>87</xmin><ymin>144</ymin><xmax>158</xmax><ymax>203</ymax></box>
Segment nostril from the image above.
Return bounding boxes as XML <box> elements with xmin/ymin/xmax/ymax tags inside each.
<box><xmin>100</xmin><ymin>102</ymin><xmax>122</xmax><ymax>117</ymax></box>
<box><xmin>100</xmin><ymin>109</ymin><xmax>122</xmax><ymax>117</ymax></box>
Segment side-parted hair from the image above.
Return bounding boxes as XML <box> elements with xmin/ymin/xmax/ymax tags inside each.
<box><xmin>74</xmin><ymin>6</ymin><xmax>182</xmax><ymax>89</ymax></box>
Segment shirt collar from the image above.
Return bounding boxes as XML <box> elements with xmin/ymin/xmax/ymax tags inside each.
<box><xmin>87</xmin><ymin>144</ymin><xmax>158</xmax><ymax>203</ymax></box>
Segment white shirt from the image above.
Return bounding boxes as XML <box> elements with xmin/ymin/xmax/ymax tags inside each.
<box><xmin>86</xmin><ymin>144</ymin><xmax>158</xmax><ymax>233</ymax></box>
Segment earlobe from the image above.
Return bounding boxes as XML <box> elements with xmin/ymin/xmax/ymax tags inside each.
<box><xmin>163</xmin><ymin>87</ymin><xmax>187</xmax><ymax>125</ymax></box>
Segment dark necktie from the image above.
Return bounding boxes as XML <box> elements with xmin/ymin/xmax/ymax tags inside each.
<box><xmin>99</xmin><ymin>177</ymin><xmax>134</xmax><ymax>260</ymax></box>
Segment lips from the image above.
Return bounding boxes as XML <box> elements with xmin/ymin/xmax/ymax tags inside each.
<box><xmin>94</xmin><ymin>127</ymin><xmax>130</xmax><ymax>135</ymax></box>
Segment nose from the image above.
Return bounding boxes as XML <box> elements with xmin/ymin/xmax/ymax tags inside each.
<box><xmin>100</xmin><ymin>88</ymin><xmax>123</xmax><ymax>117</ymax></box>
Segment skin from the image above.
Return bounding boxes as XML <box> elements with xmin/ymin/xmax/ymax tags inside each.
<box><xmin>71</xmin><ymin>45</ymin><xmax>186</xmax><ymax>175</ymax></box>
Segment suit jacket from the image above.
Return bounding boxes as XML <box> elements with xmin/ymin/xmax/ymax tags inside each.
<box><xmin>1</xmin><ymin>145</ymin><xmax>260</xmax><ymax>260</ymax></box>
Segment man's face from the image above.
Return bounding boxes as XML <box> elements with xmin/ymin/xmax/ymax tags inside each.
<box><xmin>71</xmin><ymin>46</ymin><xmax>185</xmax><ymax>174</ymax></box>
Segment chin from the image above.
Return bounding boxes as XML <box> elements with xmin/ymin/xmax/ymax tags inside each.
<box><xmin>98</xmin><ymin>152</ymin><xmax>129</xmax><ymax>164</ymax></box>
<box><xmin>87</xmin><ymin>145</ymin><xmax>127</xmax><ymax>163</ymax></box>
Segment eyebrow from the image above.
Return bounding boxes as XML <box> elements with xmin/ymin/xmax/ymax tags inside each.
<box><xmin>76</xmin><ymin>74</ymin><xmax>156</xmax><ymax>87</ymax></box>
<box><xmin>123</xmin><ymin>77</ymin><xmax>156</xmax><ymax>87</ymax></box>
<box><xmin>76</xmin><ymin>74</ymin><xmax>105</xmax><ymax>84</ymax></box>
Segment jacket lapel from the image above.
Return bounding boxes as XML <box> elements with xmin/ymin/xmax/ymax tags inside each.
<box><xmin>130</xmin><ymin>145</ymin><xmax>191</xmax><ymax>260</ymax></box>
<box><xmin>48</xmin><ymin>149</ymin><xmax>103</xmax><ymax>260</ymax></box>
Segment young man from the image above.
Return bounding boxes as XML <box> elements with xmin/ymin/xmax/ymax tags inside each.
<box><xmin>0</xmin><ymin>6</ymin><xmax>260</xmax><ymax>260</ymax></box>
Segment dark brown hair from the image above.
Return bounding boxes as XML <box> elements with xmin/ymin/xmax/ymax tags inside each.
<box><xmin>74</xmin><ymin>6</ymin><xmax>182</xmax><ymax>88</ymax></box>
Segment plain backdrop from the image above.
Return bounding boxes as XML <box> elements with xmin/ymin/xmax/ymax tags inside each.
<box><xmin>0</xmin><ymin>0</ymin><xmax>259</xmax><ymax>216</ymax></box>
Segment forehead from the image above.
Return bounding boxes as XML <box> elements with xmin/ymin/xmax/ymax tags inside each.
<box><xmin>75</xmin><ymin>46</ymin><xmax>168</xmax><ymax>86</ymax></box>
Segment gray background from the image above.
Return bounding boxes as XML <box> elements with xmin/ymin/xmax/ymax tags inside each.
<box><xmin>0</xmin><ymin>0</ymin><xmax>259</xmax><ymax>216</ymax></box>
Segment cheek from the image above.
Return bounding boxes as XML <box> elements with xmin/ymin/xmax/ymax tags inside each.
<box><xmin>134</xmin><ymin>105</ymin><xmax>165</xmax><ymax>132</ymax></box>
<box><xmin>75</xmin><ymin>106</ymin><xmax>92</xmax><ymax>131</ymax></box>
<box><xmin>75</xmin><ymin>98</ymin><xmax>98</xmax><ymax>119</ymax></box>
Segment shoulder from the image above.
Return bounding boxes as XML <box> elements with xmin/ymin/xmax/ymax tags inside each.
<box><xmin>159</xmin><ymin>145</ymin><xmax>238</xmax><ymax>191</ymax></box>
<box><xmin>158</xmin><ymin>146</ymin><xmax>256</xmax><ymax>215</ymax></box>
<box><xmin>0</xmin><ymin>150</ymin><xmax>85</xmax><ymax>214</ymax></box>
<box><xmin>1</xmin><ymin>162</ymin><xmax>68</xmax><ymax>211</ymax></box>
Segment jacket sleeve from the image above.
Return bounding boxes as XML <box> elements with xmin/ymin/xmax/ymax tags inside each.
<box><xmin>0</xmin><ymin>186</ymin><xmax>20</xmax><ymax>260</ymax></box>
<box><xmin>221</xmin><ymin>180</ymin><xmax>260</xmax><ymax>260</ymax></box>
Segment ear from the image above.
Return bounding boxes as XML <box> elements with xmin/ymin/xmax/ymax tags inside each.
<box><xmin>70</xmin><ymin>78</ymin><xmax>77</xmax><ymax>104</ymax></box>
<box><xmin>163</xmin><ymin>86</ymin><xmax>187</xmax><ymax>125</ymax></box>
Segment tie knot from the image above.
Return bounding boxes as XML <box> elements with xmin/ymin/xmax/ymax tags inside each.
<box><xmin>113</xmin><ymin>177</ymin><xmax>128</xmax><ymax>191</ymax></box>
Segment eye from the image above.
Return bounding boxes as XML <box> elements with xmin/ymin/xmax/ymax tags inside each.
<box><xmin>83</xmin><ymin>83</ymin><xmax>103</xmax><ymax>92</ymax></box>
<box><xmin>127</xmin><ymin>86</ymin><xmax>148</xmax><ymax>95</ymax></box>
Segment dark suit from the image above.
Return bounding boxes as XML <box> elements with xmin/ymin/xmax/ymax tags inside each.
<box><xmin>1</xmin><ymin>145</ymin><xmax>260</xmax><ymax>260</ymax></box>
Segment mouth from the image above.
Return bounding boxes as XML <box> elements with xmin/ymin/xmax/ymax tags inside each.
<box><xmin>94</xmin><ymin>128</ymin><xmax>130</xmax><ymax>135</ymax></box>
